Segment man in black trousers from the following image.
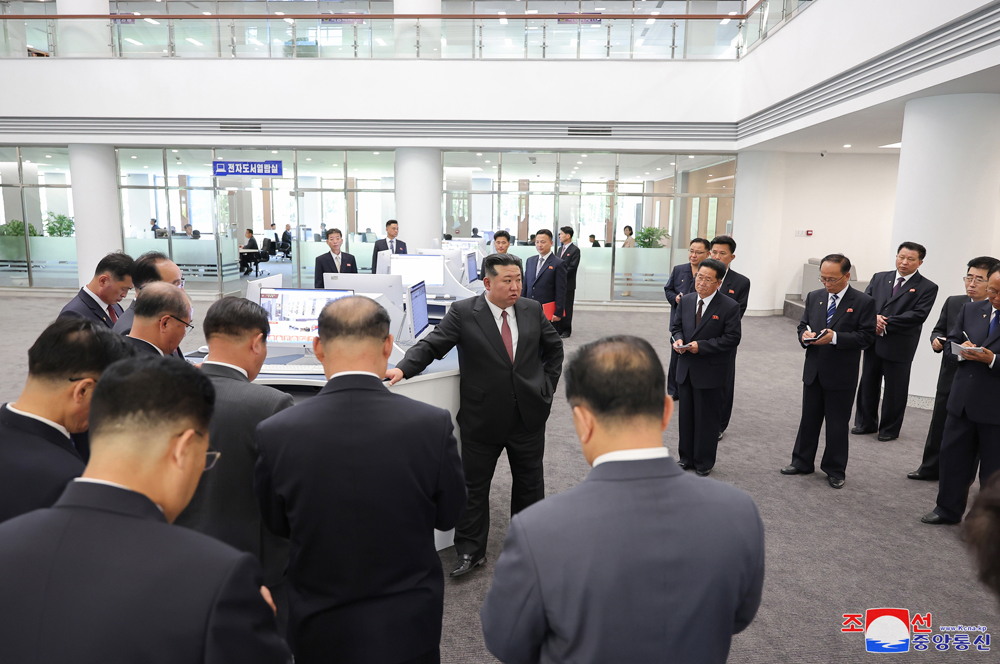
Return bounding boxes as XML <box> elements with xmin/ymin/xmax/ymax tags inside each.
<box><xmin>853</xmin><ymin>241</ymin><xmax>938</xmax><ymax>441</ymax></box>
<box><xmin>664</xmin><ymin>237</ymin><xmax>711</xmax><ymax>398</ymax></box>
<box><xmin>709</xmin><ymin>235</ymin><xmax>750</xmax><ymax>439</ymax></box>
<box><xmin>670</xmin><ymin>257</ymin><xmax>741</xmax><ymax>476</ymax></box>
<box><xmin>523</xmin><ymin>229</ymin><xmax>568</xmax><ymax>326</ymax></box>
<box><xmin>554</xmin><ymin>226</ymin><xmax>581</xmax><ymax>338</ymax></box>
<box><xmin>388</xmin><ymin>253</ymin><xmax>564</xmax><ymax>578</ymax></box>
<box><xmin>909</xmin><ymin>256</ymin><xmax>998</xmax><ymax>481</ymax></box>
<box><xmin>781</xmin><ymin>254</ymin><xmax>876</xmax><ymax>489</ymax></box>
<box><xmin>256</xmin><ymin>297</ymin><xmax>465</xmax><ymax>664</ymax></box>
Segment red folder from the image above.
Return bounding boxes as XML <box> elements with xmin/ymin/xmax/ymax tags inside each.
<box><xmin>542</xmin><ymin>302</ymin><xmax>556</xmax><ymax>321</ymax></box>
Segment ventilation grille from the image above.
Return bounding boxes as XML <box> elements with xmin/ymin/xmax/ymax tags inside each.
<box><xmin>568</xmin><ymin>125</ymin><xmax>612</xmax><ymax>137</ymax></box>
<box><xmin>220</xmin><ymin>122</ymin><xmax>262</xmax><ymax>133</ymax></box>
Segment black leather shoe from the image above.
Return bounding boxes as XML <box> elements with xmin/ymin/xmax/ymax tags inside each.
<box><xmin>851</xmin><ymin>427</ymin><xmax>876</xmax><ymax>435</ymax></box>
<box><xmin>677</xmin><ymin>460</ymin><xmax>692</xmax><ymax>470</ymax></box>
<box><xmin>449</xmin><ymin>554</ymin><xmax>486</xmax><ymax>578</ymax></box>
<box><xmin>827</xmin><ymin>476</ymin><xmax>845</xmax><ymax>489</ymax></box>
<box><xmin>672</xmin><ymin>395</ymin><xmax>679</xmax><ymax>402</ymax></box>
<box><xmin>921</xmin><ymin>512</ymin><xmax>958</xmax><ymax>525</ymax></box>
<box><xmin>780</xmin><ymin>465</ymin><xmax>811</xmax><ymax>475</ymax></box>
<box><xmin>877</xmin><ymin>434</ymin><xmax>898</xmax><ymax>442</ymax></box>
<box><xmin>718</xmin><ymin>430</ymin><xmax>725</xmax><ymax>442</ymax></box>
<box><xmin>695</xmin><ymin>468</ymin><xmax>711</xmax><ymax>477</ymax></box>
<box><xmin>559</xmin><ymin>332</ymin><xmax>571</xmax><ymax>339</ymax></box>
<box><xmin>908</xmin><ymin>471</ymin><xmax>938</xmax><ymax>481</ymax></box>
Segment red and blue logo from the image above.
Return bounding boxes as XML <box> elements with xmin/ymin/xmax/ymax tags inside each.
<box><xmin>865</xmin><ymin>609</ymin><xmax>911</xmax><ymax>653</ymax></box>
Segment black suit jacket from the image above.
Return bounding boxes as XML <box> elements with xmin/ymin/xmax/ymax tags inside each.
<box><xmin>396</xmin><ymin>294</ymin><xmax>564</xmax><ymax>444</ymax></box>
<box><xmin>313</xmin><ymin>251</ymin><xmax>358</xmax><ymax>289</ymax></box>
<box><xmin>664</xmin><ymin>263</ymin><xmax>697</xmax><ymax>323</ymax></box>
<box><xmin>254</xmin><ymin>374</ymin><xmax>465</xmax><ymax>663</ymax></box>
<box><xmin>175</xmin><ymin>364</ymin><xmax>294</xmax><ymax>587</ymax></box>
<box><xmin>865</xmin><ymin>270</ymin><xmax>939</xmax><ymax>362</ymax></box>
<box><xmin>371</xmin><ymin>237</ymin><xmax>407</xmax><ymax>273</ymax></box>
<box><xmin>591</xmin><ymin>240</ymin><xmax>602</xmax><ymax>247</ymax></box>
<box><xmin>58</xmin><ymin>289</ymin><xmax>123</xmax><ymax>328</ymax></box>
<box><xmin>281</xmin><ymin>230</ymin><xmax>292</xmax><ymax>245</ymax></box>
<box><xmin>930</xmin><ymin>294</ymin><xmax>970</xmax><ymax>391</ymax></box>
<box><xmin>556</xmin><ymin>242</ymin><xmax>581</xmax><ymax>290</ymax></box>
<box><xmin>125</xmin><ymin>335</ymin><xmax>163</xmax><ymax>356</ymax></box>
<box><xmin>796</xmin><ymin>287</ymin><xmax>876</xmax><ymax>390</ymax></box>
<box><xmin>244</xmin><ymin>236</ymin><xmax>259</xmax><ymax>251</ymax></box>
<box><xmin>523</xmin><ymin>253</ymin><xmax>568</xmax><ymax>315</ymax></box>
<box><xmin>669</xmin><ymin>292</ymin><xmax>741</xmax><ymax>389</ymax></box>
<box><xmin>719</xmin><ymin>268</ymin><xmax>751</xmax><ymax>318</ymax></box>
<box><xmin>0</xmin><ymin>481</ymin><xmax>290</xmax><ymax>664</ymax></box>
<box><xmin>0</xmin><ymin>405</ymin><xmax>84</xmax><ymax>524</ymax></box>
<box><xmin>112</xmin><ymin>300</ymin><xmax>136</xmax><ymax>335</ymax></box>
<box><xmin>944</xmin><ymin>300</ymin><xmax>1000</xmax><ymax>424</ymax></box>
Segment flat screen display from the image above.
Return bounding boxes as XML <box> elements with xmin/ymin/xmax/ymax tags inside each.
<box><xmin>390</xmin><ymin>254</ymin><xmax>446</xmax><ymax>287</ymax></box>
<box><xmin>466</xmin><ymin>251</ymin><xmax>478</xmax><ymax>283</ymax></box>
<box><xmin>259</xmin><ymin>288</ymin><xmax>354</xmax><ymax>344</ymax></box>
<box><xmin>409</xmin><ymin>281</ymin><xmax>429</xmax><ymax>338</ymax></box>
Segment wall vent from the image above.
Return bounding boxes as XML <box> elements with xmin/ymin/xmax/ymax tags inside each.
<box><xmin>568</xmin><ymin>126</ymin><xmax>612</xmax><ymax>137</ymax></box>
<box><xmin>220</xmin><ymin>122</ymin><xmax>262</xmax><ymax>133</ymax></box>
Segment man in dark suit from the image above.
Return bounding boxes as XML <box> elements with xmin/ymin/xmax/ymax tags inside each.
<box><xmin>0</xmin><ymin>356</ymin><xmax>290</xmax><ymax>663</ymax></box>
<box><xmin>709</xmin><ymin>235</ymin><xmax>751</xmax><ymax>439</ymax></box>
<box><xmin>387</xmin><ymin>253</ymin><xmax>564</xmax><ymax>578</ymax></box>
<box><xmin>113</xmin><ymin>251</ymin><xmax>184</xmax><ymax>335</ymax></box>
<box><xmin>664</xmin><ymin>237</ymin><xmax>711</xmax><ymax>398</ymax></box>
<box><xmin>589</xmin><ymin>234</ymin><xmax>601</xmax><ymax>247</ymax></box>
<box><xmin>670</xmin><ymin>258</ymin><xmax>741</xmax><ymax>476</ymax></box>
<box><xmin>313</xmin><ymin>228</ymin><xmax>358</xmax><ymax>289</ymax></box>
<box><xmin>781</xmin><ymin>254</ymin><xmax>876</xmax><ymax>489</ymax></box>
<box><xmin>554</xmin><ymin>226</ymin><xmax>581</xmax><ymax>338</ymax></box>
<box><xmin>481</xmin><ymin>335</ymin><xmax>764</xmax><ymax>664</ymax></box>
<box><xmin>256</xmin><ymin>297</ymin><xmax>465</xmax><ymax>664</ymax></box>
<box><xmin>59</xmin><ymin>251</ymin><xmax>134</xmax><ymax>328</ymax></box>
<box><xmin>910</xmin><ymin>256</ymin><xmax>999</xmax><ymax>481</ymax></box>
<box><xmin>0</xmin><ymin>318</ymin><xmax>134</xmax><ymax>524</ymax></box>
<box><xmin>922</xmin><ymin>265</ymin><xmax>1000</xmax><ymax>525</ymax></box>
<box><xmin>279</xmin><ymin>223</ymin><xmax>293</xmax><ymax>259</ymax></box>
<box><xmin>127</xmin><ymin>282</ymin><xmax>193</xmax><ymax>357</ymax></box>
<box><xmin>175</xmin><ymin>297</ymin><xmax>295</xmax><ymax>633</ymax></box>
<box><xmin>480</xmin><ymin>230</ymin><xmax>511</xmax><ymax>281</ymax></box>
<box><xmin>853</xmin><ymin>241</ymin><xmax>939</xmax><ymax>441</ymax></box>
<box><xmin>523</xmin><ymin>229</ymin><xmax>568</xmax><ymax>325</ymax></box>
<box><xmin>239</xmin><ymin>228</ymin><xmax>260</xmax><ymax>276</ymax></box>
<box><xmin>371</xmin><ymin>219</ymin><xmax>407</xmax><ymax>274</ymax></box>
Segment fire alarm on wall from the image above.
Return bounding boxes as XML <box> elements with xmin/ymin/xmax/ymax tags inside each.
<box><xmin>794</xmin><ymin>230</ymin><xmax>814</xmax><ymax>237</ymax></box>
<box><xmin>806</xmin><ymin>230</ymin><xmax>813</xmax><ymax>236</ymax></box>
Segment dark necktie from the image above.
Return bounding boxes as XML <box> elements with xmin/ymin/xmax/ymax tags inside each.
<box><xmin>827</xmin><ymin>294</ymin><xmax>837</xmax><ymax>326</ymax></box>
<box><xmin>107</xmin><ymin>306</ymin><xmax>118</xmax><ymax>323</ymax></box>
<box><xmin>695</xmin><ymin>299</ymin><xmax>703</xmax><ymax>327</ymax></box>
<box><xmin>390</xmin><ymin>239</ymin><xmax>395</xmax><ymax>254</ymax></box>
<box><xmin>891</xmin><ymin>276</ymin><xmax>905</xmax><ymax>297</ymax></box>
<box><xmin>991</xmin><ymin>310</ymin><xmax>1000</xmax><ymax>338</ymax></box>
<box><xmin>501</xmin><ymin>311</ymin><xmax>514</xmax><ymax>362</ymax></box>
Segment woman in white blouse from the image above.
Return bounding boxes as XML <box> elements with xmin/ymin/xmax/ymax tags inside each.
<box><xmin>621</xmin><ymin>225</ymin><xmax>636</xmax><ymax>296</ymax></box>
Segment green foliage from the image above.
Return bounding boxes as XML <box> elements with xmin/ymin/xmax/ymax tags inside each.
<box><xmin>44</xmin><ymin>212</ymin><xmax>75</xmax><ymax>237</ymax></box>
<box><xmin>0</xmin><ymin>219</ymin><xmax>39</xmax><ymax>236</ymax></box>
<box><xmin>634</xmin><ymin>226</ymin><xmax>669</xmax><ymax>249</ymax></box>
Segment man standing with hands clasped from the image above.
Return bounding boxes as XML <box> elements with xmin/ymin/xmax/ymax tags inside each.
<box><xmin>708</xmin><ymin>236</ymin><xmax>750</xmax><ymax>440</ymax></box>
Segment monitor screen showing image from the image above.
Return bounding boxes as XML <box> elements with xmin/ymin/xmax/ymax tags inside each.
<box><xmin>465</xmin><ymin>251</ymin><xmax>478</xmax><ymax>284</ymax></box>
<box><xmin>259</xmin><ymin>288</ymin><xmax>354</xmax><ymax>344</ymax></box>
<box><xmin>390</xmin><ymin>254</ymin><xmax>446</xmax><ymax>287</ymax></box>
<box><xmin>409</xmin><ymin>281</ymin><xmax>429</xmax><ymax>339</ymax></box>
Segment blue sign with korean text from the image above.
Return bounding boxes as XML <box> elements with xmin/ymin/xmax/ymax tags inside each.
<box><xmin>212</xmin><ymin>161</ymin><xmax>283</xmax><ymax>177</ymax></box>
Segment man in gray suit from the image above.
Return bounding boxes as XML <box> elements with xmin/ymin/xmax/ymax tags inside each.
<box><xmin>174</xmin><ymin>297</ymin><xmax>295</xmax><ymax>632</ymax></box>
<box><xmin>481</xmin><ymin>335</ymin><xmax>765</xmax><ymax>664</ymax></box>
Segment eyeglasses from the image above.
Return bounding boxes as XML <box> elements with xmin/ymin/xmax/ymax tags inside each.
<box><xmin>896</xmin><ymin>255</ymin><xmax>920</xmax><ymax>263</ymax></box>
<box><xmin>168</xmin><ymin>314</ymin><xmax>195</xmax><ymax>334</ymax></box>
<box><xmin>964</xmin><ymin>276</ymin><xmax>986</xmax><ymax>285</ymax></box>
<box><xmin>818</xmin><ymin>275</ymin><xmax>847</xmax><ymax>284</ymax></box>
<box><xmin>694</xmin><ymin>275</ymin><xmax>717</xmax><ymax>284</ymax></box>
<box><xmin>987</xmin><ymin>288</ymin><xmax>999</xmax><ymax>297</ymax></box>
<box><xmin>205</xmin><ymin>449</ymin><xmax>221</xmax><ymax>471</ymax></box>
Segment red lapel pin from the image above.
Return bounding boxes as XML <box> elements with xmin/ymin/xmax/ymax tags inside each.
<box><xmin>729</xmin><ymin>289</ymin><xmax>735</xmax><ymax>294</ymax></box>
<box><xmin>548</xmin><ymin>265</ymin><xmax>553</xmax><ymax>270</ymax></box>
<box><xmin>712</xmin><ymin>315</ymin><xmax>719</xmax><ymax>320</ymax></box>
<box><xmin>909</xmin><ymin>288</ymin><xmax>916</xmax><ymax>292</ymax></box>
<box><xmin>847</xmin><ymin>308</ymin><xmax>854</xmax><ymax>313</ymax></box>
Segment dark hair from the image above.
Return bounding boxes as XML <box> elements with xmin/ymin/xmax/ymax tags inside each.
<box><xmin>588</xmin><ymin>234</ymin><xmax>596</xmax><ymax>240</ymax></box>
<box><xmin>443</xmin><ymin>234</ymin><xmax>453</xmax><ymax>241</ymax></box>
<box><xmin>560</xmin><ymin>226</ymin><xmax>574</xmax><ymax>238</ymax></box>
<box><xmin>690</xmin><ymin>237</ymin><xmax>710</xmax><ymax>251</ymax></box>
<box><xmin>132</xmin><ymin>251</ymin><xmax>170</xmax><ymax>290</ymax></box>
<box><xmin>270</xmin><ymin>223</ymin><xmax>276</xmax><ymax>228</ymax></box>
<box><xmin>94</xmin><ymin>252</ymin><xmax>134</xmax><ymax>281</ymax></box>
<box><xmin>183</xmin><ymin>224</ymin><xmax>192</xmax><ymax>231</ymax></box>
<box><xmin>483</xmin><ymin>253</ymin><xmax>523</xmax><ymax>279</ymax></box>
<box><xmin>245</xmin><ymin>228</ymin><xmax>253</xmax><ymax>235</ymax></box>
<box><xmin>820</xmin><ymin>253</ymin><xmax>852</xmax><ymax>275</ymax></box>
<box><xmin>968</xmin><ymin>256</ymin><xmax>999</xmax><ymax>273</ymax></box>
<box><xmin>28</xmin><ymin>318</ymin><xmax>135</xmax><ymax>381</ymax></box>
<box><xmin>318</xmin><ymin>296</ymin><xmax>390</xmax><ymax>344</ymax></box>
<box><xmin>325</xmin><ymin>228</ymin><xmax>343</xmax><ymax>240</ymax></box>
<box><xmin>565</xmin><ymin>335</ymin><xmax>665</xmax><ymax>422</ymax></box>
<box><xmin>991</xmin><ymin>263</ymin><xmax>1000</xmax><ymax>280</ymax></box>
<box><xmin>897</xmin><ymin>241</ymin><xmax>926</xmax><ymax>260</ymax></box>
<box><xmin>386</xmin><ymin>219</ymin><xmax>398</xmax><ymax>228</ymax></box>
<box><xmin>535</xmin><ymin>229</ymin><xmax>553</xmax><ymax>240</ymax></box>
<box><xmin>698</xmin><ymin>258</ymin><xmax>727</xmax><ymax>281</ymax></box>
<box><xmin>964</xmin><ymin>473</ymin><xmax>1000</xmax><ymax>606</ymax></box>
<box><xmin>710</xmin><ymin>235</ymin><xmax>736</xmax><ymax>253</ymax></box>
<box><xmin>134</xmin><ymin>283</ymin><xmax>190</xmax><ymax>320</ymax></box>
<box><xmin>623</xmin><ymin>225</ymin><xmax>633</xmax><ymax>234</ymax></box>
<box><xmin>203</xmin><ymin>297</ymin><xmax>269</xmax><ymax>341</ymax></box>
<box><xmin>89</xmin><ymin>357</ymin><xmax>215</xmax><ymax>438</ymax></box>
<box><xmin>472</xmin><ymin>227</ymin><xmax>479</xmax><ymax>233</ymax></box>
<box><xmin>493</xmin><ymin>230</ymin><xmax>511</xmax><ymax>243</ymax></box>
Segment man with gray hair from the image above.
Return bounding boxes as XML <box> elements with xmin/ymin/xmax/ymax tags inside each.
<box><xmin>255</xmin><ymin>296</ymin><xmax>465</xmax><ymax>664</ymax></box>
<box><xmin>127</xmin><ymin>282</ymin><xmax>193</xmax><ymax>356</ymax></box>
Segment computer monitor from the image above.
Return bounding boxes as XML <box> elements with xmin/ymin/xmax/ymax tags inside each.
<box><xmin>408</xmin><ymin>280</ymin><xmax>430</xmax><ymax>339</ymax></box>
<box><xmin>323</xmin><ymin>273</ymin><xmax>405</xmax><ymax>311</ymax></box>
<box><xmin>465</xmin><ymin>251</ymin><xmax>479</xmax><ymax>285</ymax></box>
<box><xmin>259</xmin><ymin>288</ymin><xmax>354</xmax><ymax>345</ymax></box>
<box><xmin>246</xmin><ymin>274</ymin><xmax>283</xmax><ymax>306</ymax></box>
<box><xmin>390</xmin><ymin>254</ymin><xmax>446</xmax><ymax>287</ymax></box>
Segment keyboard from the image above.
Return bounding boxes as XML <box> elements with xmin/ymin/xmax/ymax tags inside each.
<box><xmin>260</xmin><ymin>363</ymin><xmax>324</xmax><ymax>375</ymax></box>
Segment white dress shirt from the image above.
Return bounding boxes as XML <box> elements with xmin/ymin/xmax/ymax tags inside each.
<box><xmin>696</xmin><ymin>289</ymin><xmax>717</xmax><ymax>312</ymax></box>
<box><xmin>824</xmin><ymin>283</ymin><xmax>850</xmax><ymax>346</ymax></box>
<box><xmin>82</xmin><ymin>285</ymin><xmax>110</xmax><ymax>314</ymax></box>
<box><xmin>485</xmin><ymin>297</ymin><xmax>518</xmax><ymax>361</ymax></box>
<box><xmin>5</xmin><ymin>403</ymin><xmax>71</xmax><ymax>439</ymax></box>
<box><xmin>330</xmin><ymin>250</ymin><xmax>342</xmax><ymax>270</ymax></box>
<box><xmin>330</xmin><ymin>370</ymin><xmax>381</xmax><ymax>380</ymax></box>
<box><xmin>593</xmin><ymin>446</ymin><xmax>670</xmax><ymax>467</ymax></box>
<box><xmin>201</xmin><ymin>360</ymin><xmax>249</xmax><ymax>378</ymax></box>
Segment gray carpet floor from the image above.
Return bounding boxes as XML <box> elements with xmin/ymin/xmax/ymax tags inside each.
<box><xmin>2</xmin><ymin>298</ymin><xmax>997</xmax><ymax>663</ymax></box>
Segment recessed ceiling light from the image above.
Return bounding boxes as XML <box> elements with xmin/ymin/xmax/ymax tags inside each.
<box><xmin>581</xmin><ymin>154</ymin><xmax>587</xmax><ymax>157</ymax></box>
<box><xmin>271</xmin><ymin>150</ymin><xmax>278</xmax><ymax>154</ymax></box>
<box><xmin>131</xmin><ymin>156</ymin><xmax>137</xmax><ymax>159</ymax></box>
<box><xmin>45</xmin><ymin>155</ymin><xmax>51</xmax><ymax>158</ymax></box>
<box><xmin>688</xmin><ymin>156</ymin><xmax>695</xmax><ymax>159</ymax></box>
<box><xmin>306</xmin><ymin>158</ymin><xmax>312</xmax><ymax>161</ymax></box>
<box><xmin>172</xmin><ymin>150</ymin><xmax>178</xmax><ymax>153</ymax></box>
<box><xmin>485</xmin><ymin>160</ymin><xmax>490</xmax><ymax>164</ymax></box>
<box><xmin>656</xmin><ymin>168</ymin><xmax>661</xmax><ymax>170</ymax></box>
<box><xmin>843</xmin><ymin>144</ymin><xmax>852</xmax><ymax>148</ymax></box>
<box><xmin>709</xmin><ymin>174</ymin><xmax>713</xmax><ymax>177</ymax></box>
<box><xmin>577</xmin><ymin>161</ymin><xmax>583</xmax><ymax>164</ymax></box>
<box><xmin>476</xmin><ymin>153</ymin><xmax>483</xmax><ymax>156</ymax></box>
<box><xmin>670</xmin><ymin>162</ymin><xmax>675</xmax><ymax>165</ymax></box>
<box><xmin>373</xmin><ymin>152</ymin><xmax>380</xmax><ymax>155</ymax></box>
<box><xmin>645</xmin><ymin>172</ymin><xmax>650</xmax><ymax>175</ymax></box>
<box><xmin>143</xmin><ymin>165</ymin><xmax>148</xmax><ymax>168</ymax></box>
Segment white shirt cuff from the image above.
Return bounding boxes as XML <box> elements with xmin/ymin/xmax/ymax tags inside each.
<box><xmin>830</xmin><ymin>331</ymin><xmax>838</xmax><ymax>345</ymax></box>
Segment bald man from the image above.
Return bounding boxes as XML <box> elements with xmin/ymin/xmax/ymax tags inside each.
<box><xmin>127</xmin><ymin>282</ymin><xmax>193</xmax><ymax>357</ymax></box>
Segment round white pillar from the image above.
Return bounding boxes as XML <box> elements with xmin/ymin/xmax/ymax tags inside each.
<box><xmin>394</xmin><ymin>148</ymin><xmax>442</xmax><ymax>252</ymax></box>
<box><xmin>69</xmin><ymin>144</ymin><xmax>122</xmax><ymax>286</ymax></box>
<box><xmin>890</xmin><ymin>93</ymin><xmax>1000</xmax><ymax>398</ymax></box>
<box><xmin>56</xmin><ymin>0</ymin><xmax>111</xmax><ymax>57</ymax></box>
<box><xmin>731</xmin><ymin>151</ymin><xmax>787</xmax><ymax>314</ymax></box>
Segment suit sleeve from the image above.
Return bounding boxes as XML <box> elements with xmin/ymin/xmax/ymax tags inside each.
<box><xmin>346</xmin><ymin>254</ymin><xmax>358</xmax><ymax>274</ymax></box>
<box><xmin>865</xmin><ymin>275</ymin><xmax>876</xmax><ymax>298</ymax></box>
<box><xmin>670</xmin><ymin>297</ymin><xmax>684</xmax><ymax>341</ymax></box>
<box><xmin>796</xmin><ymin>292</ymin><xmax>811</xmax><ymax>348</ymax></box>
<box><xmin>565</xmin><ymin>246</ymin><xmax>581</xmax><ymax>275</ymax></box>
<box><xmin>944</xmin><ymin>303</ymin><xmax>966</xmax><ymax>364</ymax></box>
<box><xmin>204</xmin><ymin>554</ymin><xmax>292</xmax><ymax>664</ymax></box>
<box><xmin>521</xmin><ymin>258</ymin><xmax>531</xmax><ymax>299</ymax></box>
<box><xmin>835</xmin><ymin>296</ymin><xmax>876</xmax><ymax>351</ymax></box>
<box><xmin>885</xmin><ymin>282</ymin><xmax>939</xmax><ymax>333</ymax></box>
<box><xmin>664</xmin><ymin>267</ymin><xmax>681</xmax><ymax>304</ymax></box>
<box><xmin>433</xmin><ymin>413</ymin><xmax>467</xmax><ymax>531</ymax></box>
<box><xmin>554</xmin><ymin>260</ymin><xmax>568</xmax><ymax>314</ymax></box>
<box><xmin>736</xmin><ymin>278</ymin><xmax>750</xmax><ymax>318</ymax></box>
<box><xmin>480</xmin><ymin>516</ymin><xmax>548</xmax><ymax>664</ymax></box>
<box><xmin>695</xmin><ymin>303</ymin><xmax>741</xmax><ymax>355</ymax></box>
<box><xmin>371</xmin><ymin>243</ymin><xmax>380</xmax><ymax>274</ymax></box>
<box><xmin>399</xmin><ymin>241</ymin><xmax>407</xmax><ymax>255</ymax></box>
<box><xmin>734</xmin><ymin>501</ymin><xmax>765</xmax><ymax>634</ymax></box>
<box><xmin>248</xmin><ymin>237</ymin><xmax>258</xmax><ymax>250</ymax></box>
<box><xmin>395</xmin><ymin>302</ymin><xmax>463</xmax><ymax>379</ymax></box>
<box><xmin>929</xmin><ymin>297</ymin><xmax>951</xmax><ymax>350</ymax></box>
<box><xmin>538</xmin><ymin>303</ymin><xmax>564</xmax><ymax>390</ymax></box>
<box><xmin>253</xmin><ymin>427</ymin><xmax>290</xmax><ymax>539</ymax></box>
<box><xmin>313</xmin><ymin>256</ymin><xmax>325</xmax><ymax>290</ymax></box>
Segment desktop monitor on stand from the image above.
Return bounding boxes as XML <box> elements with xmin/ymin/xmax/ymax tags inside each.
<box><xmin>247</xmin><ymin>274</ymin><xmax>283</xmax><ymax>305</ymax></box>
<box><xmin>464</xmin><ymin>251</ymin><xmax>479</xmax><ymax>285</ymax></box>
<box><xmin>258</xmin><ymin>287</ymin><xmax>354</xmax><ymax>348</ymax></box>
<box><xmin>390</xmin><ymin>254</ymin><xmax>446</xmax><ymax>288</ymax></box>
<box><xmin>398</xmin><ymin>280</ymin><xmax>431</xmax><ymax>346</ymax></box>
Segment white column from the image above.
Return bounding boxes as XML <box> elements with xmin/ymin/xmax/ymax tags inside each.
<box><xmin>56</xmin><ymin>0</ymin><xmax>111</xmax><ymax>58</ymax></box>
<box><xmin>890</xmin><ymin>93</ymin><xmax>1000</xmax><ymax>398</ymax></box>
<box><xmin>69</xmin><ymin>144</ymin><xmax>122</xmax><ymax>286</ymax></box>
<box><xmin>394</xmin><ymin>148</ymin><xmax>441</xmax><ymax>251</ymax></box>
<box><xmin>731</xmin><ymin>151</ymin><xmax>787</xmax><ymax>314</ymax></box>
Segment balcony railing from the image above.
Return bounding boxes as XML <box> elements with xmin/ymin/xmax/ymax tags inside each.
<box><xmin>0</xmin><ymin>0</ymin><xmax>812</xmax><ymax>59</ymax></box>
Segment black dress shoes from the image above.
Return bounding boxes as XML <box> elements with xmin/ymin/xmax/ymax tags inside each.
<box><xmin>559</xmin><ymin>332</ymin><xmax>571</xmax><ymax>339</ymax></box>
<box><xmin>717</xmin><ymin>430</ymin><xmax>725</xmax><ymax>442</ymax></box>
<box><xmin>780</xmin><ymin>465</ymin><xmax>811</xmax><ymax>475</ymax></box>
<box><xmin>695</xmin><ymin>468</ymin><xmax>711</xmax><ymax>477</ymax></box>
<box><xmin>677</xmin><ymin>460</ymin><xmax>692</xmax><ymax>470</ymax></box>
<box><xmin>827</xmin><ymin>476</ymin><xmax>845</xmax><ymax>489</ymax></box>
<box><xmin>907</xmin><ymin>471</ymin><xmax>938</xmax><ymax>481</ymax></box>
<box><xmin>449</xmin><ymin>554</ymin><xmax>486</xmax><ymax>578</ymax></box>
<box><xmin>877</xmin><ymin>434</ymin><xmax>898</xmax><ymax>442</ymax></box>
<box><xmin>851</xmin><ymin>427</ymin><xmax>876</xmax><ymax>435</ymax></box>
<box><xmin>921</xmin><ymin>512</ymin><xmax>958</xmax><ymax>525</ymax></box>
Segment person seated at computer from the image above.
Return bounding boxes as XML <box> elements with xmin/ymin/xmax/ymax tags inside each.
<box><xmin>239</xmin><ymin>229</ymin><xmax>259</xmax><ymax>276</ymax></box>
<box><xmin>127</xmin><ymin>282</ymin><xmax>193</xmax><ymax>357</ymax></box>
<box><xmin>314</xmin><ymin>228</ymin><xmax>358</xmax><ymax>289</ymax></box>
<box><xmin>472</xmin><ymin>227</ymin><xmax>481</xmax><ymax>238</ymax></box>
<box><xmin>183</xmin><ymin>224</ymin><xmax>194</xmax><ymax>238</ymax></box>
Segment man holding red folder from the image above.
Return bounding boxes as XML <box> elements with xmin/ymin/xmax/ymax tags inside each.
<box><xmin>523</xmin><ymin>229</ymin><xmax>568</xmax><ymax>323</ymax></box>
